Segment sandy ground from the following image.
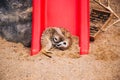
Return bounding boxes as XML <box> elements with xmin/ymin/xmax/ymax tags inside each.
<box><xmin>0</xmin><ymin>23</ymin><xmax>120</xmax><ymax>80</ymax></box>
<box><xmin>0</xmin><ymin>0</ymin><xmax>120</xmax><ymax>80</ymax></box>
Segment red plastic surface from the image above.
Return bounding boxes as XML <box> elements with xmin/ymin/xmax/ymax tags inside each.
<box><xmin>80</xmin><ymin>0</ymin><xmax>90</xmax><ymax>54</ymax></box>
<box><xmin>31</xmin><ymin>0</ymin><xmax>89</xmax><ymax>55</ymax></box>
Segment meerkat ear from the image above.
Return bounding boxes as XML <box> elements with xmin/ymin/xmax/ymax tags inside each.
<box><xmin>60</xmin><ymin>27</ymin><xmax>71</xmax><ymax>37</ymax></box>
<box><xmin>69</xmin><ymin>37</ymin><xmax>73</xmax><ymax>46</ymax></box>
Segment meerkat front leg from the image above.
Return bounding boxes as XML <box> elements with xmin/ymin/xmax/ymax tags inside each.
<box><xmin>40</xmin><ymin>37</ymin><xmax>53</xmax><ymax>58</ymax></box>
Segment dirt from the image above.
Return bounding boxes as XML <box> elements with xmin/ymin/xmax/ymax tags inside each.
<box><xmin>0</xmin><ymin>0</ymin><xmax>120</xmax><ymax>80</ymax></box>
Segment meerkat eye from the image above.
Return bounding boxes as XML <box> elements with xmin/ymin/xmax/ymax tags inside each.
<box><xmin>63</xmin><ymin>42</ymin><xmax>66</xmax><ymax>45</ymax></box>
<box><xmin>62</xmin><ymin>41</ymin><xmax>68</xmax><ymax>47</ymax></box>
<box><xmin>53</xmin><ymin>37</ymin><xmax>59</xmax><ymax>43</ymax></box>
<box><xmin>54</xmin><ymin>37</ymin><xmax>57</xmax><ymax>41</ymax></box>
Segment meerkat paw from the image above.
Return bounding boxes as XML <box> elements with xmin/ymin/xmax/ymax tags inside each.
<box><xmin>40</xmin><ymin>49</ymin><xmax>53</xmax><ymax>58</ymax></box>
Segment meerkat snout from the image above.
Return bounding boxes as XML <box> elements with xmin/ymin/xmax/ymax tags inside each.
<box><xmin>55</xmin><ymin>38</ymin><xmax>72</xmax><ymax>50</ymax></box>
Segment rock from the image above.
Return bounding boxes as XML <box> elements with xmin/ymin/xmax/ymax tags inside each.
<box><xmin>0</xmin><ymin>0</ymin><xmax>32</xmax><ymax>47</ymax></box>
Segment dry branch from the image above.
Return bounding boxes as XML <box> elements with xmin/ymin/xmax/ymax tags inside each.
<box><xmin>93</xmin><ymin>0</ymin><xmax>120</xmax><ymax>31</ymax></box>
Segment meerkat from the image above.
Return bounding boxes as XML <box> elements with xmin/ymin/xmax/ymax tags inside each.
<box><xmin>40</xmin><ymin>27</ymin><xmax>72</xmax><ymax>58</ymax></box>
<box><xmin>40</xmin><ymin>27</ymin><xmax>65</xmax><ymax>57</ymax></box>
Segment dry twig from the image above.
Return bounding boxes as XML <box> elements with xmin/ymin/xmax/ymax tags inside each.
<box><xmin>93</xmin><ymin>0</ymin><xmax>120</xmax><ymax>31</ymax></box>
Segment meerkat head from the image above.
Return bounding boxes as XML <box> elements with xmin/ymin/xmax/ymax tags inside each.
<box><xmin>51</xmin><ymin>27</ymin><xmax>64</xmax><ymax>45</ymax></box>
<box><xmin>49</xmin><ymin>27</ymin><xmax>72</xmax><ymax>50</ymax></box>
<box><xmin>55</xmin><ymin>37</ymin><xmax>72</xmax><ymax>50</ymax></box>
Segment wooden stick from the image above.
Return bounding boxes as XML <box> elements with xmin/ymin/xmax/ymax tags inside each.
<box><xmin>104</xmin><ymin>19</ymin><xmax>120</xmax><ymax>31</ymax></box>
<box><xmin>101</xmin><ymin>13</ymin><xmax>114</xmax><ymax>31</ymax></box>
<box><xmin>93</xmin><ymin>0</ymin><xmax>120</xmax><ymax>32</ymax></box>
<box><xmin>93</xmin><ymin>0</ymin><xmax>119</xmax><ymax>19</ymax></box>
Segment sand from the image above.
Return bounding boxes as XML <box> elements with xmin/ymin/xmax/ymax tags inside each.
<box><xmin>0</xmin><ymin>23</ymin><xmax>120</xmax><ymax>80</ymax></box>
<box><xmin>0</xmin><ymin>0</ymin><xmax>120</xmax><ymax>80</ymax></box>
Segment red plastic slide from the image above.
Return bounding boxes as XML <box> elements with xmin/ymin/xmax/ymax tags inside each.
<box><xmin>31</xmin><ymin>0</ymin><xmax>90</xmax><ymax>55</ymax></box>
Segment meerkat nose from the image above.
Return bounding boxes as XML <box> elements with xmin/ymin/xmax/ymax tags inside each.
<box><xmin>56</xmin><ymin>43</ymin><xmax>61</xmax><ymax>47</ymax></box>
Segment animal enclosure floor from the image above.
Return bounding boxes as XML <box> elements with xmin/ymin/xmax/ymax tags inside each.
<box><xmin>0</xmin><ymin>0</ymin><xmax>120</xmax><ymax>80</ymax></box>
<box><xmin>0</xmin><ymin>23</ymin><xmax>120</xmax><ymax>80</ymax></box>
